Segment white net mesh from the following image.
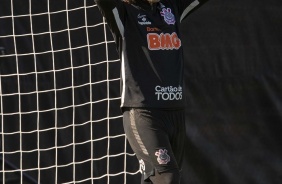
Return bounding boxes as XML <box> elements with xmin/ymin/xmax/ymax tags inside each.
<box><xmin>0</xmin><ymin>0</ymin><xmax>139</xmax><ymax>183</ymax></box>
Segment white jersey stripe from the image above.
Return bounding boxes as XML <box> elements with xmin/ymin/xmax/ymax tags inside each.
<box><xmin>112</xmin><ymin>8</ymin><xmax>124</xmax><ymax>37</ymax></box>
<box><xmin>112</xmin><ymin>7</ymin><xmax>126</xmax><ymax>106</ymax></box>
<box><xmin>121</xmin><ymin>50</ymin><xmax>126</xmax><ymax>107</ymax></box>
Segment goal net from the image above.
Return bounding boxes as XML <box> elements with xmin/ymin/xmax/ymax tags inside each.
<box><xmin>0</xmin><ymin>0</ymin><xmax>139</xmax><ymax>183</ymax></box>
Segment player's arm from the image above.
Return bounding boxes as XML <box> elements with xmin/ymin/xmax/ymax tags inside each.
<box><xmin>95</xmin><ymin>0</ymin><xmax>125</xmax><ymax>53</ymax></box>
<box><xmin>95</xmin><ymin>0</ymin><xmax>124</xmax><ymax>39</ymax></box>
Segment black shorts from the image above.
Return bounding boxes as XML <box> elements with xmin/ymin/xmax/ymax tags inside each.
<box><xmin>123</xmin><ymin>108</ymin><xmax>186</xmax><ymax>182</ymax></box>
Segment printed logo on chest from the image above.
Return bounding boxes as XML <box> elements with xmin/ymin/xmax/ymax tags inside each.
<box><xmin>147</xmin><ymin>32</ymin><xmax>181</xmax><ymax>50</ymax></box>
<box><xmin>137</xmin><ymin>14</ymin><xmax>151</xmax><ymax>25</ymax></box>
<box><xmin>160</xmin><ymin>8</ymin><xmax>175</xmax><ymax>25</ymax></box>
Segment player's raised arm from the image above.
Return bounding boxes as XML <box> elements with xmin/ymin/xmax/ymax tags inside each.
<box><xmin>95</xmin><ymin>0</ymin><xmax>117</xmax><ymax>18</ymax></box>
<box><xmin>95</xmin><ymin>0</ymin><xmax>126</xmax><ymax>53</ymax></box>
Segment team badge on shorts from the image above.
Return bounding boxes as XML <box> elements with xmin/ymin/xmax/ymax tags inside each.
<box><xmin>155</xmin><ymin>149</ymin><xmax>170</xmax><ymax>164</ymax></box>
<box><xmin>160</xmin><ymin>8</ymin><xmax>175</xmax><ymax>25</ymax></box>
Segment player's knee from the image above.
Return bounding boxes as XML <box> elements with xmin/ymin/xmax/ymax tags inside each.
<box><xmin>150</xmin><ymin>169</ymin><xmax>180</xmax><ymax>184</ymax></box>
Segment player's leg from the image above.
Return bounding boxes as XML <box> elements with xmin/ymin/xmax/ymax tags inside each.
<box><xmin>123</xmin><ymin>108</ymin><xmax>183</xmax><ymax>184</ymax></box>
<box><xmin>123</xmin><ymin>108</ymin><xmax>154</xmax><ymax>183</ymax></box>
<box><xmin>149</xmin><ymin>109</ymin><xmax>185</xmax><ymax>184</ymax></box>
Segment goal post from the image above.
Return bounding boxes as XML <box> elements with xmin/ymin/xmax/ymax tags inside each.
<box><xmin>0</xmin><ymin>0</ymin><xmax>139</xmax><ymax>183</ymax></box>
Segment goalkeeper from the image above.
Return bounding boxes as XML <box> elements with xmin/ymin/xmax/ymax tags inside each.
<box><xmin>95</xmin><ymin>0</ymin><xmax>206</xmax><ymax>183</ymax></box>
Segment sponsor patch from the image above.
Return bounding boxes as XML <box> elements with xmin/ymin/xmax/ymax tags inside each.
<box><xmin>146</xmin><ymin>27</ymin><xmax>160</xmax><ymax>32</ymax></box>
<box><xmin>147</xmin><ymin>32</ymin><xmax>181</xmax><ymax>50</ymax></box>
<box><xmin>155</xmin><ymin>85</ymin><xmax>183</xmax><ymax>101</ymax></box>
<box><xmin>155</xmin><ymin>149</ymin><xmax>170</xmax><ymax>164</ymax></box>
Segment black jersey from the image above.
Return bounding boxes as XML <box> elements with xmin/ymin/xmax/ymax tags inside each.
<box><xmin>95</xmin><ymin>0</ymin><xmax>202</xmax><ymax>108</ymax></box>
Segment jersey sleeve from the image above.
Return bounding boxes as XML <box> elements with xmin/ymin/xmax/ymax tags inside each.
<box><xmin>95</xmin><ymin>0</ymin><xmax>126</xmax><ymax>53</ymax></box>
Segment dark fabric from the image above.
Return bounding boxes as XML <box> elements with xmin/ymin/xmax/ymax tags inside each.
<box><xmin>150</xmin><ymin>168</ymin><xmax>180</xmax><ymax>184</ymax></box>
<box><xmin>94</xmin><ymin>0</ymin><xmax>201</xmax><ymax>109</ymax></box>
<box><xmin>123</xmin><ymin>108</ymin><xmax>185</xmax><ymax>182</ymax></box>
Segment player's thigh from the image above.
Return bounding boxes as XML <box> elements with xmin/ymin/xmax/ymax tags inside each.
<box><xmin>123</xmin><ymin>108</ymin><xmax>179</xmax><ymax>174</ymax></box>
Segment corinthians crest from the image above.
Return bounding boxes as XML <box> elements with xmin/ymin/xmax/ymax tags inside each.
<box><xmin>160</xmin><ymin>8</ymin><xmax>175</xmax><ymax>25</ymax></box>
<box><xmin>155</xmin><ymin>149</ymin><xmax>170</xmax><ymax>164</ymax></box>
